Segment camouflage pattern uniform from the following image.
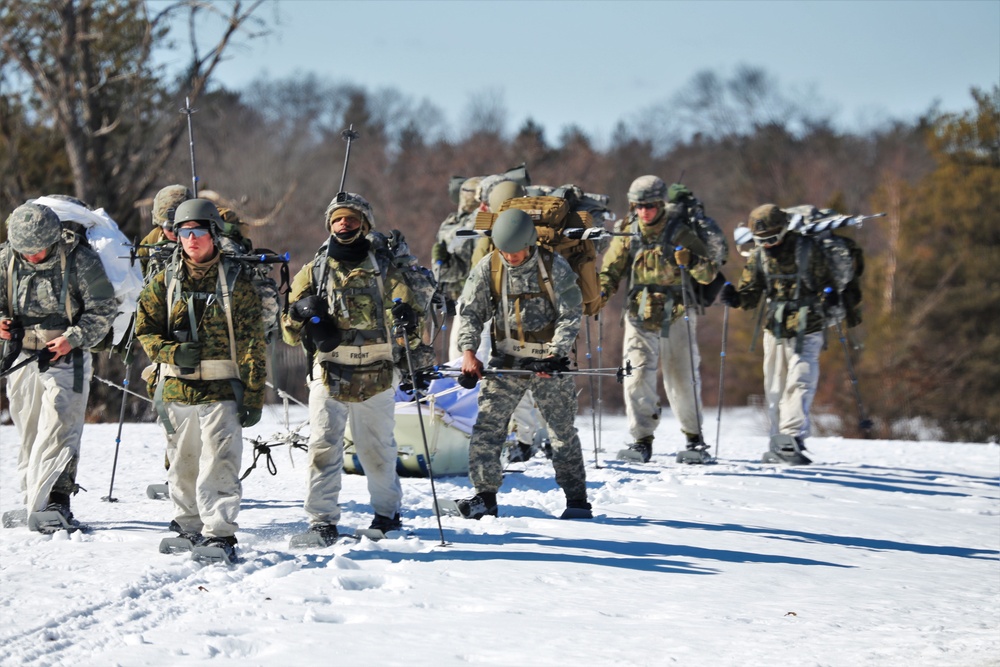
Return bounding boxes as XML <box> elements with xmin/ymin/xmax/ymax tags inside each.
<box><xmin>281</xmin><ymin>194</ymin><xmax>431</xmax><ymax>530</ymax></box>
<box><xmin>135</xmin><ymin>236</ymin><xmax>267</xmax><ymax>540</ymax></box>
<box><xmin>434</xmin><ymin>176</ymin><xmax>481</xmax><ymax>361</ymax></box>
<box><xmin>1</xmin><ymin>203</ymin><xmax>117</xmax><ymax>515</ymax></box>
<box><xmin>727</xmin><ymin>206</ymin><xmax>843</xmax><ymax>441</ymax></box>
<box><xmin>457</xmin><ymin>247</ymin><xmax>588</xmax><ymax>504</ymax></box>
<box><xmin>599</xmin><ymin>198</ymin><xmax>724</xmax><ymax>448</ymax></box>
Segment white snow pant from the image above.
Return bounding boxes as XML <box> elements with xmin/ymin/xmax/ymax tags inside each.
<box><xmin>305</xmin><ymin>371</ymin><xmax>402</xmax><ymax>526</ymax></box>
<box><xmin>7</xmin><ymin>351</ymin><xmax>91</xmax><ymax>513</ymax></box>
<box><xmin>623</xmin><ymin>316</ymin><xmax>702</xmax><ymax>441</ymax></box>
<box><xmin>164</xmin><ymin>400</ymin><xmax>243</xmax><ymax>538</ymax></box>
<box><xmin>763</xmin><ymin>330</ymin><xmax>822</xmax><ymax>440</ymax></box>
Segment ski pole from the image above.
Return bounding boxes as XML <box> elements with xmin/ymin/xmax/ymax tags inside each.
<box><xmin>714</xmin><ymin>301</ymin><xmax>730</xmax><ymax>458</ymax></box>
<box><xmin>834</xmin><ymin>318</ymin><xmax>874</xmax><ymax>438</ymax></box>
<box><xmin>676</xmin><ymin>249</ymin><xmax>705</xmax><ymax>442</ymax></box>
<box><xmin>394</xmin><ymin>299</ymin><xmax>447</xmax><ymax>546</ymax></box>
<box><xmin>103</xmin><ymin>317</ymin><xmax>137</xmax><ymax>503</ymax></box>
<box><xmin>597</xmin><ymin>313</ymin><xmax>603</xmax><ymax>456</ymax></box>
<box><xmin>180</xmin><ymin>97</ymin><xmax>199</xmax><ymax>196</ymax></box>
<box><xmin>584</xmin><ymin>315</ymin><xmax>601</xmax><ymax>468</ymax></box>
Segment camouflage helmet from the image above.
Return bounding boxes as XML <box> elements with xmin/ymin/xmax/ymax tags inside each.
<box><xmin>487</xmin><ymin>180</ymin><xmax>526</xmax><ymax>213</ymax></box>
<box><xmin>6</xmin><ymin>203</ymin><xmax>63</xmax><ymax>255</ymax></box>
<box><xmin>324</xmin><ymin>191</ymin><xmax>375</xmax><ymax>231</ymax></box>
<box><xmin>153</xmin><ymin>185</ymin><xmax>193</xmax><ymax>226</ymax></box>
<box><xmin>173</xmin><ymin>198</ymin><xmax>223</xmax><ymax>233</ymax></box>
<box><xmin>627</xmin><ymin>175</ymin><xmax>667</xmax><ymax>205</ymax></box>
<box><xmin>217</xmin><ymin>207</ymin><xmax>245</xmax><ymax>237</ymax></box>
<box><xmin>491</xmin><ymin>209</ymin><xmax>537</xmax><ymax>253</ymax></box>
<box><xmin>749</xmin><ymin>204</ymin><xmax>790</xmax><ymax>246</ymax></box>
<box><xmin>459</xmin><ymin>176</ymin><xmax>482</xmax><ymax>213</ymax></box>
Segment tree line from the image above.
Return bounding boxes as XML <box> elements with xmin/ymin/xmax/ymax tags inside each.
<box><xmin>2</xmin><ymin>1</ymin><xmax>997</xmax><ymax>441</ymax></box>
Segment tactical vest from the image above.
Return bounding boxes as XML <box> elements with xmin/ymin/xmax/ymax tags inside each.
<box><xmin>624</xmin><ymin>217</ymin><xmax>686</xmax><ymax>335</ymax></box>
<box><xmin>487</xmin><ymin>249</ymin><xmax>557</xmax><ymax>365</ymax></box>
<box><xmin>150</xmin><ymin>256</ymin><xmax>245</xmax><ymax>433</ymax></box>
<box><xmin>310</xmin><ymin>249</ymin><xmax>394</xmax><ymax>381</ymax></box>
<box><xmin>5</xmin><ymin>244</ymin><xmax>74</xmax><ymax>350</ymax></box>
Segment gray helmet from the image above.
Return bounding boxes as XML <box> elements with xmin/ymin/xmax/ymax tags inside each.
<box><xmin>491</xmin><ymin>209</ymin><xmax>537</xmax><ymax>253</ymax></box>
<box><xmin>476</xmin><ymin>174</ymin><xmax>508</xmax><ymax>207</ymax></box>
<box><xmin>153</xmin><ymin>184</ymin><xmax>193</xmax><ymax>226</ymax></box>
<box><xmin>6</xmin><ymin>203</ymin><xmax>63</xmax><ymax>255</ymax></box>
<box><xmin>487</xmin><ymin>180</ymin><xmax>526</xmax><ymax>213</ymax></box>
<box><xmin>324</xmin><ymin>192</ymin><xmax>375</xmax><ymax>230</ymax></box>
<box><xmin>749</xmin><ymin>204</ymin><xmax>789</xmax><ymax>246</ymax></box>
<box><xmin>627</xmin><ymin>175</ymin><xmax>667</xmax><ymax>205</ymax></box>
<box><xmin>173</xmin><ymin>198</ymin><xmax>223</xmax><ymax>232</ymax></box>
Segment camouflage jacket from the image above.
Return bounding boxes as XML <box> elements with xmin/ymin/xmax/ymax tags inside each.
<box><xmin>457</xmin><ymin>247</ymin><xmax>583</xmax><ymax>362</ymax></box>
<box><xmin>599</xmin><ymin>212</ymin><xmax>720</xmax><ymax>332</ymax></box>
<box><xmin>136</xmin><ymin>227</ymin><xmax>177</xmax><ymax>281</ymax></box>
<box><xmin>281</xmin><ymin>248</ymin><xmax>428</xmax><ymax>403</ymax></box>
<box><xmin>0</xmin><ymin>235</ymin><xmax>117</xmax><ymax>350</ymax></box>
<box><xmin>732</xmin><ymin>235</ymin><xmax>837</xmax><ymax>338</ymax></box>
<box><xmin>135</xmin><ymin>256</ymin><xmax>267</xmax><ymax>409</ymax></box>
<box><xmin>434</xmin><ymin>209</ymin><xmax>478</xmax><ymax>301</ymax></box>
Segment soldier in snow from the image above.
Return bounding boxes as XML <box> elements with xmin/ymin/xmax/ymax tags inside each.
<box><xmin>453</xmin><ymin>209</ymin><xmax>591</xmax><ymax>520</ymax></box>
<box><xmin>135</xmin><ymin>198</ymin><xmax>267</xmax><ymax>563</ymax></box>
<box><xmin>599</xmin><ymin>176</ymin><xmax>726</xmax><ymax>464</ymax></box>
<box><xmin>1</xmin><ymin>202</ymin><xmax>117</xmax><ymax>531</ymax></box>
<box><xmin>281</xmin><ymin>192</ymin><xmax>433</xmax><ymax>546</ymax></box>
<box><xmin>720</xmin><ymin>204</ymin><xmax>853</xmax><ymax>465</ymax></box>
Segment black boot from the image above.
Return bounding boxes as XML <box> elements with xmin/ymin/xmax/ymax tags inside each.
<box><xmin>455</xmin><ymin>492</ymin><xmax>498</xmax><ymax>520</ymax></box>
<box><xmin>617</xmin><ymin>436</ymin><xmax>653</xmax><ymax>463</ymax></box>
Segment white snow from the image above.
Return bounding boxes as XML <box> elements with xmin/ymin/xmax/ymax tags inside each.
<box><xmin>1</xmin><ymin>407</ymin><xmax>998</xmax><ymax>667</ymax></box>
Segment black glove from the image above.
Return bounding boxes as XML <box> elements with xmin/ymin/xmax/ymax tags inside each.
<box><xmin>823</xmin><ymin>287</ymin><xmax>840</xmax><ymax>307</ymax></box>
<box><xmin>431</xmin><ymin>241</ymin><xmax>449</xmax><ymax>264</ymax></box>
<box><xmin>35</xmin><ymin>347</ymin><xmax>55</xmax><ymax>373</ymax></box>
<box><xmin>523</xmin><ymin>356</ymin><xmax>571</xmax><ymax>374</ymax></box>
<box><xmin>306</xmin><ymin>320</ymin><xmax>343</xmax><ymax>353</ymax></box>
<box><xmin>173</xmin><ymin>341</ymin><xmax>203</xmax><ymax>368</ymax></box>
<box><xmin>1</xmin><ymin>319</ymin><xmax>24</xmax><ymax>373</ymax></box>
<box><xmin>458</xmin><ymin>372</ymin><xmax>479</xmax><ymax>389</ymax></box>
<box><xmin>719</xmin><ymin>283</ymin><xmax>740</xmax><ymax>308</ymax></box>
<box><xmin>240</xmin><ymin>407</ymin><xmax>262</xmax><ymax>428</ymax></box>
<box><xmin>391</xmin><ymin>301</ymin><xmax>418</xmax><ymax>335</ymax></box>
<box><xmin>290</xmin><ymin>295</ymin><xmax>327</xmax><ymax>323</ymax></box>
<box><xmin>399</xmin><ymin>367</ymin><xmax>435</xmax><ymax>396</ymax></box>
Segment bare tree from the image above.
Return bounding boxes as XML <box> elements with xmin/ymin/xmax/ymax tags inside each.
<box><xmin>0</xmin><ymin>0</ymin><xmax>266</xmax><ymax>233</ymax></box>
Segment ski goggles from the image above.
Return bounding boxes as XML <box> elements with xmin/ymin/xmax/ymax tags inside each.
<box><xmin>177</xmin><ymin>227</ymin><xmax>211</xmax><ymax>240</ymax></box>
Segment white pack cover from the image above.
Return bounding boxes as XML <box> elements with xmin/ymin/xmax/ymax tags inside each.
<box><xmin>33</xmin><ymin>196</ymin><xmax>145</xmax><ymax>345</ymax></box>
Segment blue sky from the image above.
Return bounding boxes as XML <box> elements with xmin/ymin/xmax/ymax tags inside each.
<box><xmin>156</xmin><ymin>0</ymin><xmax>999</xmax><ymax>142</ymax></box>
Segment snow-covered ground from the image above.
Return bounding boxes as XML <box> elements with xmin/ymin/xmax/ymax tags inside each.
<box><xmin>1</xmin><ymin>406</ymin><xmax>997</xmax><ymax>667</ymax></box>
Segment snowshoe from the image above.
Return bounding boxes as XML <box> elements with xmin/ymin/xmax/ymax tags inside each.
<box><xmin>146</xmin><ymin>483</ymin><xmax>169</xmax><ymax>500</ymax></box>
<box><xmin>438</xmin><ymin>493</ymin><xmax>498</xmax><ymax>520</ymax></box>
<box><xmin>761</xmin><ymin>434</ymin><xmax>812</xmax><ymax>466</ymax></box>
<box><xmin>560</xmin><ymin>499</ymin><xmax>593</xmax><ymax>520</ymax></box>
<box><xmin>617</xmin><ymin>439</ymin><xmax>652</xmax><ymax>463</ymax></box>
<box><xmin>676</xmin><ymin>434</ymin><xmax>715</xmax><ymax>465</ymax></box>
<box><xmin>2</xmin><ymin>508</ymin><xmax>27</xmax><ymax>528</ymax></box>
<box><xmin>159</xmin><ymin>521</ymin><xmax>205</xmax><ymax>553</ymax></box>
<box><xmin>28</xmin><ymin>500</ymin><xmax>78</xmax><ymax>534</ymax></box>
<box><xmin>289</xmin><ymin>523</ymin><xmax>341</xmax><ymax>549</ymax></box>
<box><xmin>191</xmin><ymin>536</ymin><xmax>238</xmax><ymax>564</ymax></box>
<box><xmin>355</xmin><ymin>513</ymin><xmax>402</xmax><ymax>541</ymax></box>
